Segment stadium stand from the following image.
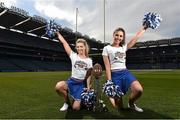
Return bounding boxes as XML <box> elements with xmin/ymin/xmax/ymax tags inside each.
<box><xmin>127</xmin><ymin>41</ymin><xmax>180</xmax><ymax>69</ymax></box>
<box><xmin>0</xmin><ymin>2</ymin><xmax>104</xmax><ymax>72</ymax></box>
<box><xmin>0</xmin><ymin>2</ymin><xmax>179</xmax><ymax>71</ymax></box>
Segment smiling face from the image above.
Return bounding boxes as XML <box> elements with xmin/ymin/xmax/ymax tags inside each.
<box><xmin>75</xmin><ymin>38</ymin><xmax>89</xmax><ymax>57</ymax></box>
<box><xmin>76</xmin><ymin>42</ymin><xmax>86</xmax><ymax>55</ymax></box>
<box><xmin>113</xmin><ymin>31</ymin><xmax>124</xmax><ymax>45</ymax></box>
<box><xmin>112</xmin><ymin>27</ymin><xmax>126</xmax><ymax>46</ymax></box>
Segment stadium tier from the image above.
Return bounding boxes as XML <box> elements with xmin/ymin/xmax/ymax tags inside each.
<box><xmin>0</xmin><ymin>2</ymin><xmax>180</xmax><ymax>71</ymax></box>
<box><xmin>127</xmin><ymin>43</ymin><xmax>180</xmax><ymax>69</ymax></box>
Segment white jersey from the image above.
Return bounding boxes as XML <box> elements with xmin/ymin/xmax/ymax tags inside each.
<box><xmin>102</xmin><ymin>44</ymin><xmax>127</xmax><ymax>70</ymax></box>
<box><xmin>70</xmin><ymin>51</ymin><xmax>93</xmax><ymax>80</ymax></box>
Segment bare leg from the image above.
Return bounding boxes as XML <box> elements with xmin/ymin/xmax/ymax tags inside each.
<box><xmin>72</xmin><ymin>100</ymin><xmax>81</xmax><ymax>111</ymax></box>
<box><xmin>129</xmin><ymin>80</ymin><xmax>143</xmax><ymax>105</ymax></box>
<box><xmin>109</xmin><ymin>97</ymin><xmax>123</xmax><ymax>109</ymax></box>
<box><xmin>55</xmin><ymin>81</ymin><xmax>68</xmax><ymax>102</ymax></box>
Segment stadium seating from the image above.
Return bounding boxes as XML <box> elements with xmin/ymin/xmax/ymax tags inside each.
<box><xmin>0</xmin><ymin>28</ymin><xmax>72</xmax><ymax>72</ymax></box>
<box><xmin>127</xmin><ymin>43</ymin><xmax>180</xmax><ymax>69</ymax></box>
<box><xmin>0</xmin><ymin>3</ymin><xmax>180</xmax><ymax>71</ymax></box>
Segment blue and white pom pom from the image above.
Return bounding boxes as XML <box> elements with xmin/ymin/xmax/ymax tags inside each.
<box><xmin>45</xmin><ymin>20</ymin><xmax>59</xmax><ymax>38</ymax></box>
<box><xmin>81</xmin><ymin>89</ymin><xmax>96</xmax><ymax>108</ymax></box>
<box><xmin>102</xmin><ymin>80</ymin><xmax>124</xmax><ymax>98</ymax></box>
<box><xmin>114</xmin><ymin>85</ymin><xmax>124</xmax><ymax>97</ymax></box>
<box><xmin>102</xmin><ymin>80</ymin><xmax>116</xmax><ymax>97</ymax></box>
<box><xmin>142</xmin><ymin>12</ymin><xmax>162</xmax><ymax>29</ymax></box>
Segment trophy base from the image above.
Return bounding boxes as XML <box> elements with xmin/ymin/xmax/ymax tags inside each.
<box><xmin>92</xmin><ymin>100</ymin><xmax>108</xmax><ymax>112</ymax></box>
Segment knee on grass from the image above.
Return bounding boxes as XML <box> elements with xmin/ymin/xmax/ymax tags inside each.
<box><xmin>72</xmin><ymin>104</ymin><xmax>81</xmax><ymax>111</ymax></box>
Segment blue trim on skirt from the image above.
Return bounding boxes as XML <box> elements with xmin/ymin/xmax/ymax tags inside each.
<box><xmin>66</xmin><ymin>77</ymin><xmax>85</xmax><ymax>101</ymax></box>
<box><xmin>111</xmin><ymin>69</ymin><xmax>137</xmax><ymax>94</ymax></box>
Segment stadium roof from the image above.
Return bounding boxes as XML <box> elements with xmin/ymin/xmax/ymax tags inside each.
<box><xmin>1</xmin><ymin>2</ymin><xmax>180</xmax><ymax>51</ymax></box>
<box><xmin>0</xmin><ymin>2</ymin><xmax>104</xmax><ymax>51</ymax></box>
<box><xmin>133</xmin><ymin>38</ymin><xmax>180</xmax><ymax>49</ymax></box>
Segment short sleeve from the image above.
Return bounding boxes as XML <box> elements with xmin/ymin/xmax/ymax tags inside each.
<box><xmin>88</xmin><ymin>59</ymin><xmax>93</xmax><ymax>68</ymax></box>
<box><xmin>102</xmin><ymin>46</ymin><xmax>108</xmax><ymax>56</ymax></box>
<box><xmin>69</xmin><ymin>51</ymin><xmax>77</xmax><ymax>60</ymax></box>
<box><xmin>124</xmin><ymin>44</ymin><xmax>128</xmax><ymax>52</ymax></box>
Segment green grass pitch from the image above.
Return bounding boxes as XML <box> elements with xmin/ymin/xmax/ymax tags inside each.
<box><xmin>0</xmin><ymin>70</ymin><xmax>180</xmax><ymax>119</ymax></box>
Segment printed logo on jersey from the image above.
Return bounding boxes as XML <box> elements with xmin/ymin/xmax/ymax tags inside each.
<box><xmin>112</xmin><ymin>52</ymin><xmax>125</xmax><ymax>63</ymax></box>
<box><xmin>74</xmin><ymin>61</ymin><xmax>88</xmax><ymax>70</ymax></box>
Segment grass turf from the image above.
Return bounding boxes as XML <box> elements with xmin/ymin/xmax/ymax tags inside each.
<box><xmin>0</xmin><ymin>70</ymin><xmax>180</xmax><ymax>119</ymax></box>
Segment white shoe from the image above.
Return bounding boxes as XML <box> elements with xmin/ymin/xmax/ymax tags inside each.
<box><xmin>128</xmin><ymin>103</ymin><xmax>143</xmax><ymax>112</ymax></box>
<box><xmin>60</xmin><ymin>103</ymin><xmax>69</xmax><ymax>111</ymax></box>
